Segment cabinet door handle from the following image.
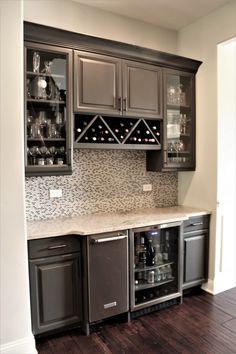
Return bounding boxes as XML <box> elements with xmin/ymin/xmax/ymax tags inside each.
<box><xmin>48</xmin><ymin>244</ymin><xmax>67</xmax><ymax>250</ymax></box>
<box><xmin>190</xmin><ymin>222</ymin><xmax>203</xmax><ymax>226</ymax></box>
<box><xmin>91</xmin><ymin>235</ymin><xmax>127</xmax><ymax>244</ymax></box>
<box><xmin>123</xmin><ymin>98</ymin><xmax>127</xmax><ymax>111</ymax></box>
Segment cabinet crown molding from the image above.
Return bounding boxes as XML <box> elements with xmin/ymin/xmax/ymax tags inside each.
<box><xmin>24</xmin><ymin>21</ymin><xmax>202</xmax><ymax>74</ymax></box>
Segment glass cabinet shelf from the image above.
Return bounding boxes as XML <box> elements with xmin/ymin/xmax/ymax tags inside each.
<box><xmin>27</xmin><ymin>71</ymin><xmax>65</xmax><ymax>79</ymax></box>
<box><xmin>27</xmin><ymin>98</ymin><xmax>66</xmax><ymax>104</ymax></box>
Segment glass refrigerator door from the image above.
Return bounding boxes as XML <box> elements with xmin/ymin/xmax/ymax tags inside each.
<box><xmin>133</xmin><ymin>226</ymin><xmax>180</xmax><ymax>308</ymax></box>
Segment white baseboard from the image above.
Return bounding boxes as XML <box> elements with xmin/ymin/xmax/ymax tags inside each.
<box><xmin>0</xmin><ymin>335</ymin><xmax>37</xmax><ymax>354</ymax></box>
<box><xmin>202</xmin><ymin>275</ymin><xmax>236</xmax><ymax>295</ymax></box>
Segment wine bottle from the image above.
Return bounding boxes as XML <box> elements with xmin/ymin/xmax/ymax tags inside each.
<box><xmin>146</xmin><ymin>239</ymin><xmax>155</xmax><ymax>266</ymax></box>
<box><xmin>138</xmin><ymin>237</ymin><xmax>147</xmax><ymax>268</ymax></box>
<box><xmin>162</xmin><ymin>231</ymin><xmax>170</xmax><ymax>261</ymax></box>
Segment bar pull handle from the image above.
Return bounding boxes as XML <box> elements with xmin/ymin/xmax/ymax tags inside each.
<box><xmin>191</xmin><ymin>222</ymin><xmax>203</xmax><ymax>226</ymax></box>
<box><xmin>118</xmin><ymin>97</ymin><xmax>122</xmax><ymax>111</ymax></box>
<box><xmin>123</xmin><ymin>98</ymin><xmax>127</xmax><ymax>111</ymax></box>
<box><xmin>48</xmin><ymin>244</ymin><xmax>67</xmax><ymax>250</ymax></box>
<box><xmin>91</xmin><ymin>235</ymin><xmax>127</xmax><ymax>244</ymax></box>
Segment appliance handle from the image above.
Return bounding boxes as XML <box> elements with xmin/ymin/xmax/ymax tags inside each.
<box><xmin>91</xmin><ymin>235</ymin><xmax>127</xmax><ymax>244</ymax></box>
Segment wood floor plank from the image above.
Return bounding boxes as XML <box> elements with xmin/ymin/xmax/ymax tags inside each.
<box><xmin>36</xmin><ymin>287</ymin><xmax>236</xmax><ymax>354</ymax></box>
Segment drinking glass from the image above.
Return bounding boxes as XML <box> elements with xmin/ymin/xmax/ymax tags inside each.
<box><xmin>33</xmin><ymin>52</ymin><xmax>40</xmax><ymax>73</ymax></box>
<box><xmin>42</xmin><ymin>61</ymin><xmax>52</xmax><ymax>74</ymax></box>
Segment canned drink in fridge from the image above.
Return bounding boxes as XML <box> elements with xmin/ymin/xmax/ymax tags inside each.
<box><xmin>147</xmin><ymin>270</ymin><xmax>155</xmax><ymax>284</ymax></box>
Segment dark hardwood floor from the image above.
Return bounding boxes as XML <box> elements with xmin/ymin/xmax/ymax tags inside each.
<box><xmin>37</xmin><ymin>287</ymin><xmax>236</xmax><ymax>354</ymax></box>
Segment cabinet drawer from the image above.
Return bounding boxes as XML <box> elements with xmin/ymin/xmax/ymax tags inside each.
<box><xmin>183</xmin><ymin>215</ymin><xmax>209</xmax><ymax>234</ymax></box>
<box><xmin>28</xmin><ymin>236</ymin><xmax>81</xmax><ymax>259</ymax></box>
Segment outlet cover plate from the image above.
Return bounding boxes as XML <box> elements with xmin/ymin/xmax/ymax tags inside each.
<box><xmin>143</xmin><ymin>184</ymin><xmax>152</xmax><ymax>192</ymax></box>
<box><xmin>50</xmin><ymin>189</ymin><xmax>62</xmax><ymax>198</ymax></box>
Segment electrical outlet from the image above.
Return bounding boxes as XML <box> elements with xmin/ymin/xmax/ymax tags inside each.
<box><xmin>143</xmin><ymin>184</ymin><xmax>152</xmax><ymax>192</ymax></box>
<box><xmin>50</xmin><ymin>189</ymin><xmax>62</xmax><ymax>198</ymax></box>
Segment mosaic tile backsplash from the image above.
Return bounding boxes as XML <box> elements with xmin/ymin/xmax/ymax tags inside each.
<box><xmin>25</xmin><ymin>149</ymin><xmax>178</xmax><ymax>221</ymax></box>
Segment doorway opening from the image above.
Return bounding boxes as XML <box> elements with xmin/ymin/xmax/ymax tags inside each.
<box><xmin>216</xmin><ymin>37</ymin><xmax>236</xmax><ymax>290</ymax></box>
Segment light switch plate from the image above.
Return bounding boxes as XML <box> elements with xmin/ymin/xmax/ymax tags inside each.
<box><xmin>143</xmin><ymin>184</ymin><xmax>152</xmax><ymax>192</ymax></box>
<box><xmin>50</xmin><ymin>189</ymin><xmax>62</xmax><ymax>198</ymax></box>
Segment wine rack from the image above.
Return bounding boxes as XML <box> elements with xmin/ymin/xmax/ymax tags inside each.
<box><xmin>74</xmin><ymin>114</ymin><xmax>161</xmax><ymax>150</ymax></box>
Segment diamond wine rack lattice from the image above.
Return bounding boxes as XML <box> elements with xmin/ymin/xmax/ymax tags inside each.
<box><xmin>74</xmin><ymin>115</ymin><xmax>161</xmax><ymax>150</ymax></box>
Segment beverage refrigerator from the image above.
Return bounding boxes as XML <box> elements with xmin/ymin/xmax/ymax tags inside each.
<box><xmin>129</xmin><ymin>221</ymin><xmax>183</xmax><ymax>313</ymax></box>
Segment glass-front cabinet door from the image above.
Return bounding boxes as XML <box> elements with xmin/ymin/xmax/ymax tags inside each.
<box><xmin>164</xmin><ymin>70</ymin><xmax>195</xmax><ymax>170</ymax></box>
<box><xmin>25</xmin><ymin>42</ymin><xmax>72</xmax><ymax>176</ymax></box>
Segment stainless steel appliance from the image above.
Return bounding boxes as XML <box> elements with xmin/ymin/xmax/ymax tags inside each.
<box><xmin>85</xmin><ymin>230</ymin><xmax>129</xmax><ymax>333</ymax></box>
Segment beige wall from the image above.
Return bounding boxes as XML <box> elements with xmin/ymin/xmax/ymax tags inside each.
<box><xmin>0</xmin><ymin>1</ymin><xmax>37</xmax><ymax>353</ymax></box>
<box><xmin>23</xmin><ymin>0</ymin><xmax>177</xmax><ymax>53</ymax></box>
<box><xmin>177</xmin><ymin>0</ymin><xmax>236</xmax><ymax>293</ymax></box>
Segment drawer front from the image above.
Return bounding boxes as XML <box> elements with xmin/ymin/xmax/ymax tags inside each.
<box><xmin>28</xmin><ymin>236</ymin><xmax>81</xmax><ymax>259</ymax></box>
<box><xmin>183</xmin><ymin>215</ymin><xmax>209</xmax><ymax>233</ymax></box>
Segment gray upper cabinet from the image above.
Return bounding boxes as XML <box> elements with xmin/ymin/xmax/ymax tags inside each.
<box><xmin>74</xmin><ymin>51</ymin><xmax>122</xmax><ymax>115</ymax></box>
<box><xmin>74</xmin><ymin>52</ymin><xmax>162</xmax><ymax>119</ymax></box>
<box><xmin>25</xmin><ymin>42</ymin><xmax>73</xmax><ymax>177</ymax></box>
<box><xmin>147</xmin><ymin>69</ymin><xmax>196</xmax><ymax>172</ymax></box>
<box><xmin>122</xmin><ymin>60</ymin><xmax>162</xmax><ymax>118</ymax></box>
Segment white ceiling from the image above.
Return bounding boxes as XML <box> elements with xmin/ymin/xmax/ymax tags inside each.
<box><xmin>73</xmin><ymin>0</ymin><xmax>231</xmax><ymax>30</ymax></box>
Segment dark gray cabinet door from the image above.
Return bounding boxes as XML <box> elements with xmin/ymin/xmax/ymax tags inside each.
<box><xmin>74</xmin><ymin>51</ymin><xmax>122</xmax><ymax>115</ymax></box>
<box><xmin>184</xmin><ymin>233</ymin><xmax>207</xmax><ymax>286</ymax></box>
<box><xmin>122</xmin><ymin>60</ymin><xmax>162</xmax><ymax>118</ymax></box>
<box><xmin>29</xmin><ymin>253</ymin><xmax>82</xmax><ymax>335</ymax></box>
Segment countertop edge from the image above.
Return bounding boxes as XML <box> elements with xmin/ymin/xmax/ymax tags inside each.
<box><xmin>27</xmin><ymin>206</ymin><xmax>211</xmax><ymax>241</ymax></box>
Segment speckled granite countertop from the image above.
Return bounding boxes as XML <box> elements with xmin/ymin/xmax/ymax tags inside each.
<box><xmin>27</xmin><ymin>206</ymin><xmax>210</xmax><ymax>240</ymax></box>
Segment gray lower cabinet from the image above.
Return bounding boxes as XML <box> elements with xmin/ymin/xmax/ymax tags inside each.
<box><xmin>28</xmin><ymin>236</ymin><xmax>82</xmax><ymax>335</ymax></box>
<box><xmin>183</xmin><ymin>215</ymin><xmax>210</xmax><ymax>289</ymax></box>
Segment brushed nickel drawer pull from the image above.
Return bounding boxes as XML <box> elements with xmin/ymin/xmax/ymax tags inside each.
<box><xmin>191</xmin><ymin>222</ymin><xmax>203</xmax><ymax>226</ymax></box>
<box><xmin>48</xmin><ymin>244</ymin><xmax>67</xmax><ymax>250</ymax></box>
